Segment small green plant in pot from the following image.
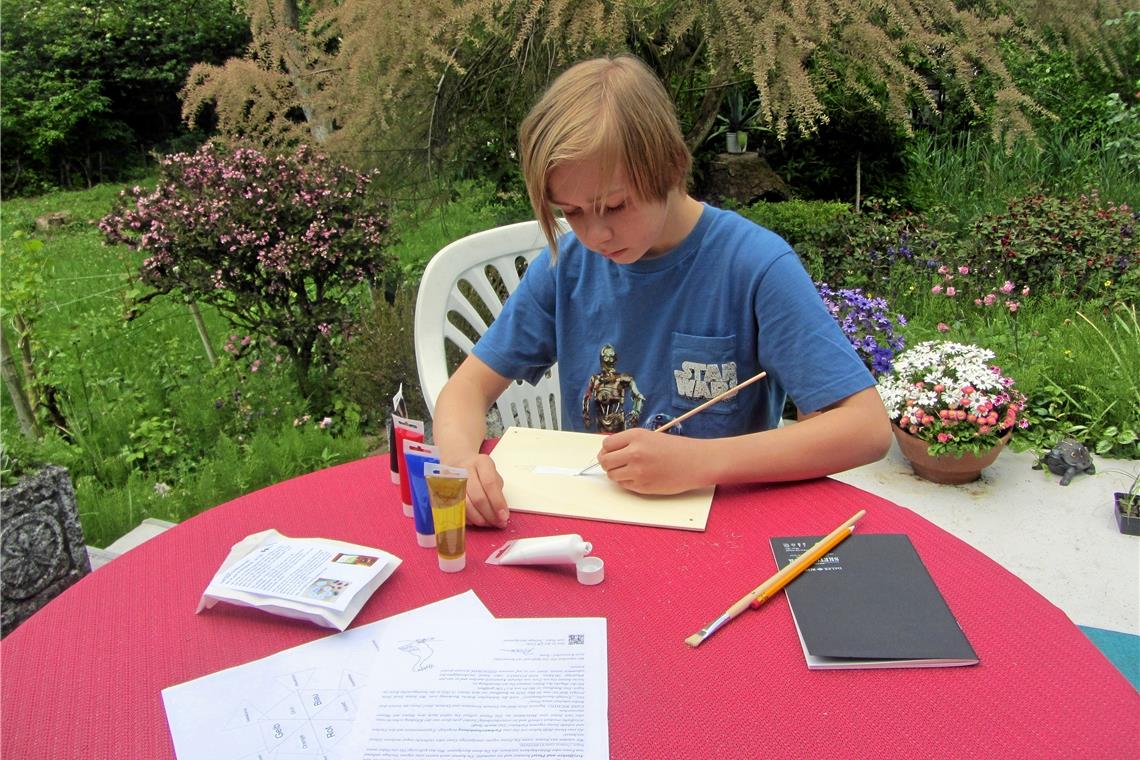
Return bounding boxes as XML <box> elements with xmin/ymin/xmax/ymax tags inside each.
<box><xmin>712</xmin><ymin>89</ymin><xmax>757</xmax><ymax>154</ymax></box>
<box><xmin>1114</xmin><ymin>472</ymin><xmax>1140</xmax><ymax>536</ymax></box>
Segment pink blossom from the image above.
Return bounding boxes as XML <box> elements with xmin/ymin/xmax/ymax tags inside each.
<box><xmin>958</xmin><ymin>266</ymin><xmax>969</xmax><ymax>275</ymax></box>
<box><xmin>931</xmin><ymin>285</ymin><xmax>943</xmax><ymax>294</ymax></box>
<box><xmin>945</xmin><ymin>287</ymin><xmax>957</xmax><ymax>297</ymax></box>
<box><xmin>1000</xmin><ymin>281</ymin><xmax>1015</xmax><ymax>294</ymax></box>
<box><xmin>937</xmin><ymin>265</ymin><xmax>949</xmax><ymax>275</ymax></box>
<box><xmin>937</xmin><ymin>322</ymin><xmax>950</xmax><ymax>333</ymax></box>
<box><xmin>983</xmin><ymin>293</ymin><xmax>997</xmax><ymax>306</ymax></box>
<box><xmin>1021</xmin><ymin>286</ymin><xmax>1030</xmax><ymax>297</ymax></box>
<box><xmin>1006</xmin><ymin>300</ymin><xmax>1020</xmax><ymax>313</ymax></box>
<box><xmin>937</xmin><ymin>432</ymin><xmax>951</xmax><ymax>443</ymax></box>
<box><xmin>318</xmin><ymin>417</ymin><xmax>333</xmax><ymax>429</ymax></box>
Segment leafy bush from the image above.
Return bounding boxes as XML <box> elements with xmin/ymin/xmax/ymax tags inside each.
<box><xmin>336</xmin><ymin>287</ymin><xmax>427</xmax><ymax>430</ymax></box>
<box><xmin>737</xmin><ymin>200</ymin><xmax>851</xmax><ymax>278</ymax></box>
<box><xmin>822</xmin><ymin>198</ymin><xmax>952</xmax><ymax>294</ymax></box>
<box><xmin>0</xmin><ymin>0</ymin><xmax>248</xmax><ymax>196</ymax></box>
<box><xmin>99</xmin><ymin>143</ymin><xmax>393</xmax><ymax>407</ymax></box>
<box><xmin>968</xmin><ymin>192</ymin><xmax>1138</xmax><ymax>304</ymax></box>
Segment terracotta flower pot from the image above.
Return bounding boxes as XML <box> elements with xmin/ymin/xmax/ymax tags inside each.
<box><xmin>892</xmin><ymin>425</ymin><xmax>1012</xmax><ymax>485</ymax></box>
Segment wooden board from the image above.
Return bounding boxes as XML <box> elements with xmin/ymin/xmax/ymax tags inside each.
<box><xmin>489</xmin><ymin>427</ymin><xmax>714</xmax><ymax>531</ymax></box>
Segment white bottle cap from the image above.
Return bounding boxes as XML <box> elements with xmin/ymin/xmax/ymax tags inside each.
<box><xmin>438</xmin><ymin>554</ymin><xmax>466</xmax><ymax>573</ymax></box>
<box><xmin>402</xmin><ymin>502</ymin><xmax>414</xmax><ymax>518</ymax></box>
<box><xmin>576</xmin><ymin>556</ymin><xmax>604</xmax><ymax>585</ymax></box>
<box><xmin>416</xmin><ymin>532</ymin><xmax>436</xmax><ymax>548</ymax></box>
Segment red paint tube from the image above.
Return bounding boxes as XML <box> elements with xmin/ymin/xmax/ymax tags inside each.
<box><xmin>392</xmin><ymin>415</ymin><xmax>425</xmax><ymax>517</ymax></box>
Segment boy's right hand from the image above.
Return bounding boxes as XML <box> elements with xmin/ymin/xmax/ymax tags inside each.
<box><xmin>455</xmin><ymin>453</ymin><xmax>509</xmax><ymax>528</ymax></box>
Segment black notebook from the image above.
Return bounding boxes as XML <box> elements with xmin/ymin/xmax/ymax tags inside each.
<box><xmin>770</xmin><ymin>533</ymin><xmax>978</xmax><ymax>669</ymax></box>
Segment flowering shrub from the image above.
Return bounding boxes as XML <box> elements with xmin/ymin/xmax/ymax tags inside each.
<box><xmin>100</xmin><ymin>143</ymin><xmax>391</xmax><ymax>404</ymax></box>
<box><xmin>878</xmin><ymin>341</ymin><xmax>1029</xmax><ymax>456</ymax></box>
<box><xmin>827</xmin><ymin>197</ymin><xmax>950</xmax><ymax>288</ymax></box>
<box><xmin>969</xmin><ymin>191</ymin><xmax>1138</xmax><ymax>304</ymax></box>
<box><xmin>816</xmin><ymin>282</ymin><xmax>907</xmax><ymax>374</ymax></box>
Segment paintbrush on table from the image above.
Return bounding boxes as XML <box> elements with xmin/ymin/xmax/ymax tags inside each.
<box><xmin>577</xmin><ymin>369</ymin><xmax>768</xmax><ymax>476</ymax></box>
<box><xmin>684</xmin><ymin>509</ymin><xmax>867</xmax><ymax>648</ymax></box>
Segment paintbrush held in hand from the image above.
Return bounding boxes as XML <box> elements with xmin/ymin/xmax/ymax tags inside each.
<box><xmin>577</xmin><ymin>369</ymin><xmax>768</xmax><ymax>476</ymax></box>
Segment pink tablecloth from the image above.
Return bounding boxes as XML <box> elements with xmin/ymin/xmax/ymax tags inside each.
<box><xmin>3</xmin><ymin>454</ymin><xmax>1138</xmax><ymax>758</ymax></box>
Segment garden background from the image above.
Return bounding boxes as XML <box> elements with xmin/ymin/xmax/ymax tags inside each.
<box><xmin>1</xmin><ymin>0</ymin><xmax>1137</xmax><ymax>548</ymax></box>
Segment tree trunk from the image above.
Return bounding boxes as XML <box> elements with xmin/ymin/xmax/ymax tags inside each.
<box><xmin>0</xmin><ymin>327</ymin><xmax>40</xmax><ymax>439</ymax></box>
<box><xmin>278</xmin><ymin>0</ymin><xmax>333</xmax><ymax>144</ymax></box>
<box><xmin>683</xmin><ymin>61</ymin><xmax>734</xmax><ymax>154</ymax></box>
<box><xmin>13</xmin><ymin>314</ymin><xmax>37</xmax><ymax>397</ymax></box>
<box><xmin>188</xmin><ymin>302</ymin><xmax>217</xmax><ymax>367</ymax></box>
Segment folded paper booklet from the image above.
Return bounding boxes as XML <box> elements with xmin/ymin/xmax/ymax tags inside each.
<box><xmin>771</xmin><ymin>533</ymin><xmax>978</xmax><ymax>669</ymax></box>
<box><xmin>198</xmin><ymin>529</ymin><xmax>401</xmax><ymax>630</ymax></box>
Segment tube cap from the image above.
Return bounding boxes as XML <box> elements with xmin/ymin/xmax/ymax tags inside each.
<box><xmin>576</xmin><ymin>556</ymin><xmax>604</xmax><ymax>585</ymax></box>
<box><xmin>416</xmin><ymin>532</ymin><xmax>436</xmax><ymax>548</ymax></box>
<box><xmin>402</xmin><ymin>502</ymin><xmax>414</xmax><ymax>518</ymax></box>
<box><xmin>438</xmin><ymin>555</ymin><xmax>466</xmax><ymax>573</ymax></box>
<box><xmin>390</xmin><ymin>470</ymin><xmax>400</xmax><ymax>484</ymax></box>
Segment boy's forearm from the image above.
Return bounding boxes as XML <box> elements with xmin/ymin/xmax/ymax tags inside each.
<box><xmin>432</xmin><ymin>399</ymin><xmax>488</xmax><ymax>465</ymax></box>
<box><xmin>707</xmin><ymin>388</ymin><xmax>891</xmax><ymax>484</ymax></box>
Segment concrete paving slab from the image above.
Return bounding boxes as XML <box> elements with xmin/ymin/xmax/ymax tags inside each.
<box><xmin>832</xmin><ymin>437</ymin><xmax>1140</xmax><ymax>634</ymax></box>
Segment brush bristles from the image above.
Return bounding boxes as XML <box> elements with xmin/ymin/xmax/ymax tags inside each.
<box><xmin>684</xmin><ymin>632</ymin><xmax>705</xmax><ymax>647</ymax></box>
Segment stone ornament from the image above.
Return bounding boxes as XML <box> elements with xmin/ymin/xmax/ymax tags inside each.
<box><xmin>1033</xmin><ymin>438</ymin><xmax>1096</xmax><ymax>486</ymax></box>
<box><xmin>1</xmin><ymin>465</ymin><xmax>90</xmax><ymax>636</ymax></box>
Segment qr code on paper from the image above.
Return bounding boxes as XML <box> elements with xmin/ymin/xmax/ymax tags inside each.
<box><xmin>568</xmin><ymin>634</ymin><xmax>584</xmax><ymax>645</ymax></box>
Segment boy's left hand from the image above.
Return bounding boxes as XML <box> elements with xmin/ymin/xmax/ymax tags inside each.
<box><xmin>596</xmin><ymin>428</ymin><xmax>708</xmax><ymax>494</ymax></box>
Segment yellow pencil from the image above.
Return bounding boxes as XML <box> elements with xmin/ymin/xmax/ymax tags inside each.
<box><xmin>684</xmin><ymin>509</ymin><xmax>867</xmax><ymax>648</ymax></box>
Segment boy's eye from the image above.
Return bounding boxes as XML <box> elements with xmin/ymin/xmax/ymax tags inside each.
<box><xmin>560</xmin><ymin>208</ymin><xmax>582</xmax><ymax>218</ymax></box>
<box><xmin>605</xmin><ymin>202</ymin><xmax>626</xmax><ymax>213</ymax></box>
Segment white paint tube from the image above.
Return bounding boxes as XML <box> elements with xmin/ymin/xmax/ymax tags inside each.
<box><xmin>485</xmin><ymin>534</ymin><xmax>592</xmax><ymax>565</ymax></box>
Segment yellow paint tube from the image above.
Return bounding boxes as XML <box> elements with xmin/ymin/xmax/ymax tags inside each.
<box><xmin>424</xmin><ymin>464</ymin><xmax>468</xmax><ymax>572</ymax></box>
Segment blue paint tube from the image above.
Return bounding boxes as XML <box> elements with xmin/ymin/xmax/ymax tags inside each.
<box><xmin>402</xmin><ymin>440</ymin><xmax>440</xmax><ymax>548</ymax></box>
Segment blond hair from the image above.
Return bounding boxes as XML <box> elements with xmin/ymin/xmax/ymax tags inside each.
<box><xmin>519</xmin><ymin>55</ymin><xmax>691</xmax><ymax>259</ymax></box>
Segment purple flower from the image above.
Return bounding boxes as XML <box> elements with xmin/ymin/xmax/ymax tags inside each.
<box><xmin>816</xmin><ymin>282</ymin><xmax>908</xmax><ymax>375</ymax></box>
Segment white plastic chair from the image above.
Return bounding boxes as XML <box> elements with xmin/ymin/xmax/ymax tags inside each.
<box><xmin>414</xmin><ymin>220</ymin><xmax>567</xmax><ymax>430</ymax></box>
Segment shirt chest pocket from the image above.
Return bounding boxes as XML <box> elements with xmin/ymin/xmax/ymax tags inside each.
<box><xmin>670</xmin><ymin>332</ymin><xmax>740</xmax><ymax>416</ymax></box>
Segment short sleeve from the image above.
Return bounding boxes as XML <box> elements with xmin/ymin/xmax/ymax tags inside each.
<box><xmin>471</xmin><ymin>251</ymin><xmax>560</xmax><ymax>386</ymax></box>
<box><xmin>754</xmin><ymin>252</ymin><xmax>875</xmax><ymax>413</ymax></box>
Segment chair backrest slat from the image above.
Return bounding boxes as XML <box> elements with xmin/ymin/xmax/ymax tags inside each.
<box><xmin>415</xmin><ymin>220</ymin><xmax>565</xmax><ymax>430</ymax></box>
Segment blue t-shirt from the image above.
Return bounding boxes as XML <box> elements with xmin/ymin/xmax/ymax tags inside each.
<box><xmin>473</xmin><ymin>205</ymin><xmax>873</xmax><ymax>437</ymax></box>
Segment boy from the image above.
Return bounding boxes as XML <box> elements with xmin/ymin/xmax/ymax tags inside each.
<box><xmin>433</xmin><ymin>55</ymin><xmax>891</xmax><ymax>527</ymax></box>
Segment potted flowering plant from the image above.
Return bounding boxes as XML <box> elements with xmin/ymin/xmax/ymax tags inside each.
<box><xmin>877</xmin><ymin>341</ymin><xmax>1028</xmax><ymax>484</ymax></box>
<box><xmin>816</xmin><ymin>282</ymin><xmax>907</xmax><ymax>375</ymax></box>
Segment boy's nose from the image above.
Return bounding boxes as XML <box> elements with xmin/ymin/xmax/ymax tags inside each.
<box><xmin>583</xmin><ymin>217</ymin><xmax>613</xmax><ymax>249</ymax></box>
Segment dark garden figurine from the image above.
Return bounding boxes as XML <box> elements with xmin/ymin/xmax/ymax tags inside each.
<box><xmin>1033</xmin><ymin>439</ymin><xmax>1096</xmax><ymax>486</ymax></box>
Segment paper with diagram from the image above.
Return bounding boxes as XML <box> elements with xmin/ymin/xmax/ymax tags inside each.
<box><xmin>489</xmin><ymin>426</ymin><xmax>714</xmax><ymax>530</ymax></box>
<box><xmin>163</xmin><ymin>591</ymin><xmax>493</xmax><ymax>759</ymax></box>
